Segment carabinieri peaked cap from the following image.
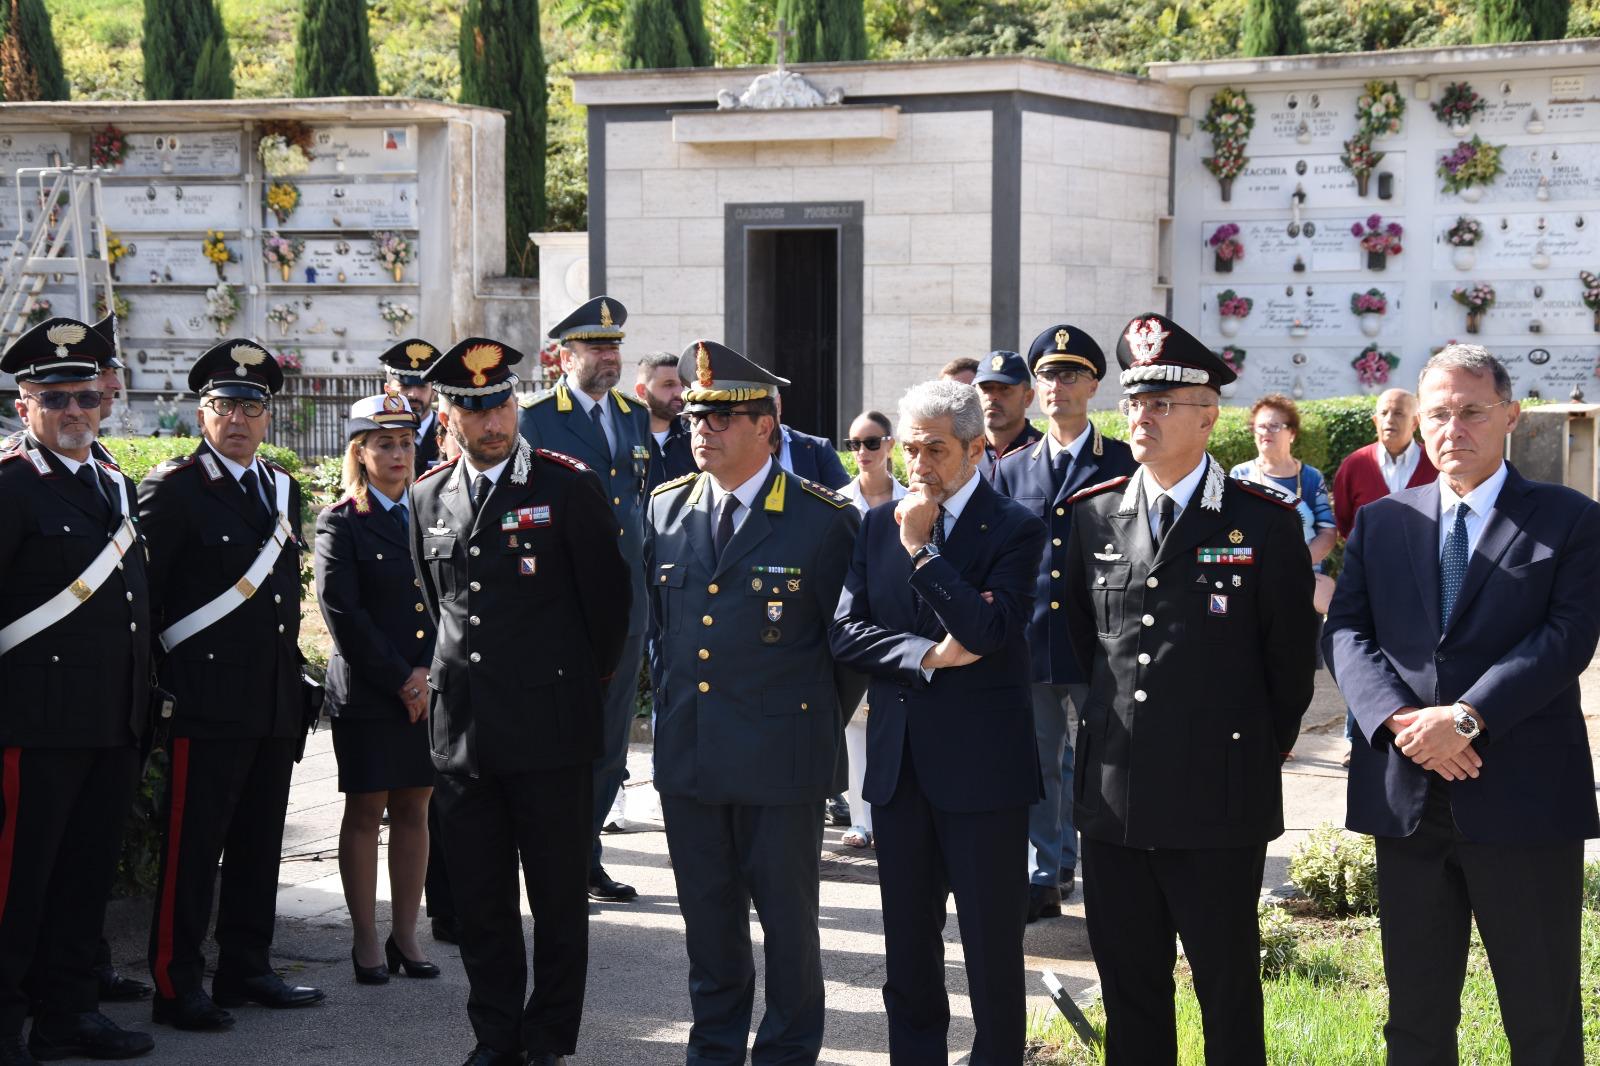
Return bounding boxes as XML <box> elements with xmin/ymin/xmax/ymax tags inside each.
<box><xmin>422</xmin><ymin>336</ymin><xmax>524</xmax><ymax>410</ymax></box>
<box><xmin>972</xmin><ymin>350</ymin><xmax>1031</xmax><ymax>387</ymax></box>
<box><xmin>91</xmin><ymin>311</ymin><xmax>125</xmax><ymax>370</ymax></box>
<box><xmin>1</xmin><ymin>316</ymin><xmax>116</xmax><ymax>383</ymax></box>
<box><xmin>548</xmin><ymin>295</ymin><xmax>626</xmax><ymax>344</ymax></box>
<box><xmin>1116</xmin><ymin>312</ymin><xmax>1238</xmax><ymax>395</ymax></box>
<box><xmin>1027</xmin><ymin>323</ymin><xmax>1106</xmax><ymax>380</ymax></box>
<box><xmin>677</xmin><ymin>339</ymin><xmax>789</xmax><ymax>413</ymax></box>
<box><xmin>378</xmin><ymin>338</ymin><xmax>442</xmax><ymax>386</ymax></box>
<box><xmin>187</xmin><ymin>338</ymin><xmax>284</xmax><ymax>398</ymax></box>
<box><xmin>345</xmin><ymin>384</ymin><xmax>421</xmax><ymax>439</ymax></box>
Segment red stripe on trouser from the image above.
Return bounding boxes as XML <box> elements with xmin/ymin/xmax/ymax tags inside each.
<box><xmin>152</xmin><ymin>739</ymin><xmax>190</xmax><ymax>999</ymax></box>
<box><xmin>0</xmin><ymin>748</ymin><xmax>19</xmax><ymax>921</ymax></box>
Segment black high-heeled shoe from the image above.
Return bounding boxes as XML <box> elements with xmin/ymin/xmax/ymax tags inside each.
<box><xmin>352</xmin><ymin>948</ymin><xmax>390</xmax><ymax>985</ymax></box>
<box><xmin>385</xmin><ymin>936</ymin><xmax>441</xmax><ymax>978</ymax></box>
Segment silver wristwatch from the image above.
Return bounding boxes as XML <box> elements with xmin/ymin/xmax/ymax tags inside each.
<box><xmin>910</xmin><ymin>542</ymin><xmax>941</xmax><ymax>564</ymax></box>
<box><xmin>1451</xmin><ymin>704</ymin><xmax>1481</xmax><ymax>740</ymax></box>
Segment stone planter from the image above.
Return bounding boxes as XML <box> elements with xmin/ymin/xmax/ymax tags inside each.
<box><xmin>1219</xmin><ymin>316</ymin><xmax>1241</xmax><ymax>338</ymax></box>
<box><xmin>1451</xmin><ymin>246</ymin><xmax>1477</xmax><ymax>271</ymax></box>
<box><xmin>1359</xmin><ymin>313</ymin><xmax>1383</xmax><ymax>338</ymax></box>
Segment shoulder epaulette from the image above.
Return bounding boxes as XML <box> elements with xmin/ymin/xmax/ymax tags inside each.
<box><xmin>153</xmin><ymin>455</ymin><xmax>197</xmax><ymax>475</ymax></box>
<box><xmin>797</xmin><ymin>477</ymin><xmax>850</xmax><ymax>509</ymax></box>
<box><xmin>1066</xmin><ymin>475</ymin><xmax>1132</xmax><ymax>505</ymax></box>
<box><xmin>0</xmin><ymin>430</ymin><xmax>24</xmax><ymax>455</ymax></box>
<box><xmin>609</xmin><ymin>388</ymin><xmax>634</xmax><ymax>415</ymax></box>
<box><xmin>651</xmin><ymin>472</ymin><xmax>697</xmax><ymax>496</ymax></box>
<box><xmin>1231</xmin><ymin>477</ymin><xmax>1299</xmax><ymax>511</ymax></box>
<box><xmin>518</xmin><ymin>391</ymin><xmax>551</xmax><ymax>410</ymax></box>
<box><xmin>536</xmin><ymin>447</ymin><xmax>589</xmax><ymax>473</ymax></box>
<box><xmin>330</xmin><ymin>493</ymin><xmax>371</xmax><ymax>515</ymax></box>
<box><xmin>415</xmin><ymin>456</ymin><xmax>459</xmax><ymax>483</ymax></box>
<box><xmin>0</xmin><ymin>449</ymin><xmax>25</xmax><ymax>465</ymax></box>
<box><xmin>262</xmin><ymin>458</ymin><xmax>292</xmax><ymax>477</ymax></box>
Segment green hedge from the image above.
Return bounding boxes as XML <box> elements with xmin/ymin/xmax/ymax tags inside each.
<box><xmin>102</xmin><ymin>437</ymin><xmax>305</xmax><ymax>483</ymax></box>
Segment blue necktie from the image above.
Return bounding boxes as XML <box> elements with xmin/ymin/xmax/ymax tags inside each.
<box><xmin>1440</xmin><ymin>503</ymin><xmax>1470</xmax><ymax>624</ymax></box>
<box><xmin>392</xmin><ymin>502</ymin><xmax>409</xmax><ymax>535</ymax></box>
<box><xmin>1051</xmin><ymin>447</ymin><xmax>1073</xmax><ymax>494</ymax></box>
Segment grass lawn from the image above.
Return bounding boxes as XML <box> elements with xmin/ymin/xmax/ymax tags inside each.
<box><xmin>1026</xmin><ymin>864</ymin><xmax>1600</xmax><ymax>1064</ymax></box>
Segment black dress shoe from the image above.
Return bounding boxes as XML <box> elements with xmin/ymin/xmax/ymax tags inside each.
<box><xmin>211</xmin><ymin>972</ymin><xmax>325</xmax><ymax>1010</ymax></box>
<box><xmin>0</xmin><ymin>1035</ymin><xmax>36</xmax><ymax>1066</ymax></box>
<box><xmin>1026</xmin><ymin>883</ymin><xmax>1062</xmax><ymax>924</ymax></box>
<box><xmin>150</xmin><ymin>991</ymin><xmax>233</xmax><ymax>1032</ymax></box>
<box><xmin>459</xmin><ymin>1045</ymin><xmax>523</xmax><ymax>1066</ymax></box>
<box><xmin>526</xmin><ymin>1053</ymin><xmax>567</xmax><ymax>1066</ymax></box>
<box><xmin>385</xmin><ymin>936</ymin><xmax>440</xmax><ymax>978</ymax></box>
<box><xmin>826</xmin><ymin>794</ymin><xmax>851</xmax><ymax>827</ymax></box>
<box><xmin>29</xmin><ymin>1011</ymin><xmax>154</xmax><ymax>1060</ymax></box>
<box><xmin>431</xmin><ymin>917</ymin><xmax>459</xmax><ymax>944</ymax></box>
<box><xmin>1059</xmin><ymin>870</ymin><xmax>1076</xmax><ymax>899</ymax></box>
<box><xmin>587</xmin><ymin>866</ymin><xmax>637</xmax><ymax>902</ymax></box>
<box><xmin>93</xmin><ymin>966</ymin><xmax>152</xmax><ymax>1003</ymax></box>
<box><xmin>352</xmin><ymin>948</ymin><xmax>389</xmax><ymax>986</ymax></box>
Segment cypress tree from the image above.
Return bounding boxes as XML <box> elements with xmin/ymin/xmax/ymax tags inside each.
<box><xmin>620</xmin><ymin>0</ymin><xmax>710</xmax><ymax>68</ymax></box>
<box><xmin>143</xmin><ymin>0</ymin><xmax>235</xmax><ymax>100</ymax></box>
<box><xmin>0</xmin><ymin>0</ymin><xmax>70</xmax><ymax>102</ymax></box>
<box><xmin>294</xmin><ymin>0</ymin><xmax>379</xmax><ymax>96</ymax></box>
<box><xmin>1240</xmin><ymin>0</ymin><xmax>1309</xmax><ymax>57</ymax></box>
<box><xmin>773</xmin><ymin>0</ymin><xmax>867</xmax><ymax>62</ymax></box>
<box><xmin>460</xmin><ymin>0</ymin><xmax>545</xmax><ymax>276</ymax></box>
<box><xmin>1475</xmin><ymin>0</ymin><xmax>1569</xmax><ymax>41</ymax></box>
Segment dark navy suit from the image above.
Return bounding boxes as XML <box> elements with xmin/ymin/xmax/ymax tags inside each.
<box><xmin>830</xmin><ymin>476</ymin><xmax>1046</xmax><ymax>1065</ymax></box>
<box><xmin>994</xmin><ymin>427</ymin><xmax>1136</xmax><ymax>888</ymax></box>
<box><xmin>1325</xmin><ymin>463</ymin><xmax>1600</xmax><ymax>1064</ymax></box>
<box><xmin>777</xmin><ymin>426</ymin><xmax>850</xmax><ymax>490</ymax></box>
<box><xmin>646</xmin><ymin>416</ymin><xmax>696</xmax><ymax>493</ymax></box>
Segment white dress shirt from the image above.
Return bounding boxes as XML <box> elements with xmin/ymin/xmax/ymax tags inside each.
<box><xmin>1045</xmin><ymin>422</ymin><xmax>1092</xmax><ymax>466</ymax></box>
<box><xmin>1144</xmin><ymin>455</ymin><xmax>1209</xmax><ymax>541</ymax></box>
<box><xmin>1378</xmin><ymin>440</ymin><xmax>1422</xmax><ymax>495</ymax></box>
<box><xmin>709</xmin><ymin>457</ymin><xmax>774</xmax><ymax>537</ymax></box>
<box><xmin>214</xmin><ymin>448</ymin><xmax>273</xmax><ymax>511</ymax></box>
<box><xmin>458</xmin><ymin>454</ymin><xmax>511</xmax><ymax>500</ymax></box>
<box><xmin>840</xmin><ymin>474</ymin><xmax>907</xmax><ymax>515</ymax></box>
<box><xmin>937</xmin><ymin>467</ymin><xmax>983</xmax><ymax>540</ymax></box>
<box><xmin>1437</xmin><ymin>461</ymin><xmax>1508</xmax><ymax>559</ymax></box>
<box><xmin>568</xmin><ymin>385</ymin><xmax>617</xmax><ymax>457</ymax></box>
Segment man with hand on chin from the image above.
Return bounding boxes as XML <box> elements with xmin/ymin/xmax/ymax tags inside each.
<box><xmin>830</xmin><ymin>380</ymin><xmax>1045</xmax><ymax>1066</ymax></box>
<box><xmin>1326</xmin><ymin>345</ymin><xmax>1600</xmax><ymax>1065</ymax></box>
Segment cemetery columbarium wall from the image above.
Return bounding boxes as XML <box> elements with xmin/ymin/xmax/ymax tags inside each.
<box><xmin>1152</xmin><ymin>39</ymin><xmax>1600</xmax><ymax>404</ymax></box>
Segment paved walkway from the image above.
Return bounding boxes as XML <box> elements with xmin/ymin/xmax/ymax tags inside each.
<box><xmin>94</xmin><ymin>666</ymin><xmax>1593</xmax><ymax>1064</ymax></box>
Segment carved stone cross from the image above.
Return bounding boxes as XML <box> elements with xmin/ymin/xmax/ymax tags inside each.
<box><xmin>771</xmin><ymin>18</ymin><xmax>794</xmax><ymax>72</ymax></box>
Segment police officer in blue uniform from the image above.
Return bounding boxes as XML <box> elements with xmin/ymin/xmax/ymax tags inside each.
<box><xmin>646</xmin><ymin>340</ymin><xmax>861</xmax><ymax>1065</ymax></box>
<box><xmin>517</xmin><ymin>296</ymin><xmax>651</xmax><ymax>903</ymax></box>
<box><xmin>379</xmin><ymin>339</ymin><xmax>444</xmax><ymax>476</ymax></box>
<box><xmin>994</xmin><ymin>324</ymin><xmax>1135</xmax><ymax>920</ymax></box>
<box><xmin>974</xmin><ymin>350</ymin><xmax>1044</xmax><ymax>483</ymax></box>
<box><xmin>1063</xmin><ymin>313</ymin><xmax>1318</xmax><ymax>1065</ymax></box>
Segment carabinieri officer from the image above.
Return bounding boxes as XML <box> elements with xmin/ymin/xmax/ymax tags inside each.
<box><xmin>646</xmin><ymin>340</ymin><xmax>861</xmax><ymax>1063</ymax></box>
<box><xmin>140</xmin><ymin>340</ymin><xmax>322</xmax><ymax>1032</ymax></box>
<box><xmin>1062</xmin><ymin>313</ymin><xmax>1318</xmax><ymax>1065</ymax></box>
<box><xmin>0</xmin><ymin>318</ymin><xmax>155</xmax><ymax>1061</ymax></box>
<box><xmin>516</xmin><ymin>296</ymin><xmax>651</xmax><ymax>904</ymax></box>
<box><xmin>379</xmin><ymin>339</ymin><xmax>444</xmax><ymax>476</ymax></box>
<box><xmin>411</xmin><ymin>337</ymin><xmax>631</xmax><ymax>1066</ymax></box>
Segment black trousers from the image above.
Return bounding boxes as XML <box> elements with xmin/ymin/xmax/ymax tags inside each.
<box><xmin>147</xmin><ymin>736</ymin><xmax>296</xmax><ymax>998</ymax></box>
<box><xmin>660</xmin><ymin>796</ymin><xmax>824</xmax><ymax>1066</ymax></box>
<box><xmin>424</xmin><ymin>792</ymin><xmax>454</xmax><ymax>923</ymax></box>
<box><xmin>1080</xmin><ymin>836</ymin><xmax>1267</xmax><ymax>1066</ymax></box>
<box><xmin>1376</xmin><ymin>786</ymin><xmax>1584</xmax><ymax>1066</ymax></box>
<box><xmin>434</xmin><ymin>763</ymin><xmax>591</xmax><ymax>1058</ymax></box>
<box><xmin>0</xmin><ymin>746</ymin><xmax>138</xmax><ymax>1037</ymax></box>
<box><xmin>873</xmin><ymin>740</ymin><xmax>1028</xmax><ymax>1066</ymax></box>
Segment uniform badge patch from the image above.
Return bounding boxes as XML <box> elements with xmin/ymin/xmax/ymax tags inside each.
<box><xmin>1209</xmin><ymin>594</ymin><xmax>1229</xmax><ymax>615</ymax></box>
<box><xmin>1228</xmin><ymin>529</ymin><xmax>1245</xmax><ymax>545</ymax></box>
<box><xmin>786</xmin><ymin>578</ymin><xmax>801</xmax><ymax>593</ymax></box>
<box><xmin>750</xmin><ymin>577</ymin><xmax>763</xmax><ymax>591</ymax></box>
<box><xmin>1232</xmin><ymin>574</ymin><xmax>1243</xmax><ymax>587</ymax></box>
<box><xmin>766</xmin><ymin>601</ymin><xmax>783</xmax><ymax>622</ymax></box>
<box><xmin>519</xmin><ymin>556</ymin><xmax>538</xmax><ymax>576</ymax></box>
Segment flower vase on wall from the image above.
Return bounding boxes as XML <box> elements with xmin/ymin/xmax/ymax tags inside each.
<box><xmin>1459</xmin><ymin>185</ymin><xmax>1483</xmax><ymax>203</ymax></box>
<box><xmin>1214</xmin><ymin>253</ymin><xmax>1232</xmax><ymax>274</ymax></box>
<box><xmin>1359</xmin><ymin>314</ymin><xmax>1382</xmax><ymax>338</ymax></box>
<box><xmin>1466</xmin><ymin>310</ymin><xmax>1482</xmax><ymax>334</ymax></box>
<box><xmin>1452</xmin><ymin>246</ymin><xmax>1477</xmax><ymax>271</ymax></box>
<box><xmin>1219</xmin><ymin>316</ymin><xmax>1241</xmax><ymax>338</ymax></box>
<box><xmin>1218</xmin><ymin>177</ymin><xmax>1234</xmax><ymax>203</ymax></box>
<box><xmin>1367</xmin><ymin>251</ymin><xmax>1386</xmax><ymax>271</ymax></box>
<box><xmin>1355</xmin><ymin>172</ymin><xmax>1371</xmax><ymax>197</ymax></box>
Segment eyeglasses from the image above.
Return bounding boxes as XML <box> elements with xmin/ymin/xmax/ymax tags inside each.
<box><xmin>1254</xmin><ymin>422</ymin><xmax>1290</xmax><ymax>434</ymax></box>
<box><xmin>844</xmin><ymin>436</ymin><xmax>891</xmax><ymax>451</ymax></box>
<box><xmin>22</xmin><ymin>390</ymin><xmax>104</xmax><ymax>411</ymax></box>
<box><xmin>203</xmin><ymin>397</ymin><xmax>269</xmax><ymax>419</ymax></box>
<box><xmin>1118</xmin><ymin>397</ymin><xmax>1217</xmax><ymax>418</ymax></box>
<box><xmin>1035</xmin><ymin>369</ymin><xmax>1089</xmax><ymax>385</ymax></box>
<box><xmin>687</xmin><ymin>408</ymin><xmax>762</xmax><ymax>433</ymax></box>
<box><xmin>1421</xmin><ymin>400</ymin><xmax>1510</xmax><ymax>427</ymax></box>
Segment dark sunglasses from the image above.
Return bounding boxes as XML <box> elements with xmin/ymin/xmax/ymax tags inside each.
<box><xmin>687</xmin><ymin>408</ymin><xmax>762</xmax><ymax>433</ymax></box>
<box><xmin>844</xmin><ymin>436</ymin><xmax>891</xmax><ymax>451</ymax></box>
<box><xmin>24</xmin><ymin>390</ymin><xmax>104</xmax><ymax>411</ymax></box>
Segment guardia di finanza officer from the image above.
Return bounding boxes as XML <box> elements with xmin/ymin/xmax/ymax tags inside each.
<box><xmin>411</xmin><ymin>337</ymin><xmax>630</xmax><ymax>1066</ymax></box>
<box><xmin>1062</xmin><ymin>313</ymin><xmax>1317</xmax><ymax>1066</ymax></box>
<box><xmin>139</xmin><ymin>340</ymin><xmax>322</xmax><ymax>1032</ymax></box>
<box><xmin>646</xmin><ymin>340</ymin><xmax>860</xmax><ymax>1064</ymax></box>
<box><xmin>0</xmin><ymin>318</ymin><xmax>155</xmax><ymax>1062</ymax></box>
<box><xmin>517</xmin><ymin>296</ymin><xmax>651</xmax><ymax>904</ymax></box>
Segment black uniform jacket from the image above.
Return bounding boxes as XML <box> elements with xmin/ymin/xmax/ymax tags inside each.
<box><xmin>413</xmin><ymin>413</ymin><xmax>441</xmax><ymax>476</ymax></box>
<box><xmin>647</xmin><ymin>417</ymin><xmax>696</xmax><ymax>493</ymax></box>
<box><xmin>137</xmin><ymin>441</ymin><xmax>305</xmax><ymax>741</ymax></box>
<box><xmin>978</xmin><ymin>421</ymin><xmax>1044</xmax><ymax>483</ymax></box>
<box><xmin>645</xmin><ymin>464</ymin><xmax>861</xmax><ymax>805</ymax></box>
<box><xmin>0</xmin><ymin>440</ymin><xmax>150</xmax><ymax>748</ymax></box>
<box><xmin>409</xmin><ymin>439</ymin><xmax>632</xmax><ymax>777</ymax></box>
<box><xmin>314</xmin><ymin>492</ymin><xmax>437</xmax><ymax>720</ymax></box>
<box><xmin>1064</xmin><ymin>458</ymin><xmax>1318</xmax><ymax>849</ymax></box>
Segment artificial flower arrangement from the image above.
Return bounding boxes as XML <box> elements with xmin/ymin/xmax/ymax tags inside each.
<box><xmin>262</xmin><ymin>233</ymin><xmax>306</xmax><ymax>280</ymax></box>
<box><xmin>93</xmin><ymin>292</ymin><xmax>132</xmax><ymax>321</ymax></box>
<box><xmin>1355</xmin><ymin>80</ymin><xmax>1405</xmax><ymax>137</ymax></box>
<box><xmin>1218</xmin><ymin>290</ymin><xmax>1253</xmax><ymax>318</ymax></box>
<box><xmin>1431</xmin><ymin>81</ymin><xmax>1486</xmax><ymax>130</ymax></box>
<box><xmin>1581</xmin><ymin>270</ymin><xmax>1600</xmax><ymax>330</ymax></box>
<box><xmin>378</xmin><ymin>300</ymin><xmax>414</xmax><ymax>336</ymax></box>
<box><xmin>201</xmin><ymin>230</ymin><xmax>235</xmax><ymax>279</ymax></box>
<box><xmin>265</xmin><ymin>302</ymin><xmax>300</xmax><ymax>335</ymax></box>
<box><xmin>538</xmin><ymin>340</ymin><xmax>564</xmax><ymax>386</ymax></box>
<box><xmin>1451</xmin><ymin>282</ymin><xmax>1496</xmax><ymax>333</ymax></box>
<box><xmin>257</xmin><ymin>121</ymin><xmax>315</xmax><ymax>177</ymax></box>
<box><xmin>1340</xmin><ymin>135</ymin><xmax>1384</xmax><ymax>196</ymax></box>
<box><xmin>1352</xmin><ymin>215</ymin><xmax>1402</xmax><ymax>270</ymax></box>
<box><xmin>1353</xmin><ymin>345</ymin><xmax>1400</xmax><ymax>387</ymax></box>
<box><xmin>1218</xmin><ymin>345</ymin><xmax>1246</xmax><ymax>374</ymax></box>
<box><xmin>1446</xmin><ymin>216</ymin><xmax>1483</xmax><ymax>246</ymax></box>
<box><xmin>1199</xmin><ymin>87</ymin><xmax>1254</xmax><ymax>202</ymax></box>
<box><xmin>204</xmin><ymin>282</ymin><xmax>239</xmax><ymax>335</ymax></box>
<box><xmin>24</xmin><ymin>297</ymin><xmax>51</xmax><ymax>325</ymax></box>
<box><xmin>1209</xmin><ymin>223</ymin><xmax>1244</xmax><ymax>272</ymax></box>
<box><xmin>266</xmin><ymin>182</ymin><xmax>300</xmax><ymax>225</ymax></box>
<box><xmin>1351</xmin><ymin>288</ymin><xmax>1387</xmax><ymax>315</ymax></box>
<box><xmin>1438</xmin><ymin>137</ymin><xmax>1504</xmax><ymax>198</ymax></box>
<box><xmin>91</xmin><ymin>125</ymin><xmax>127</xmax><ymax>168</ymax></box>
<box><xmin>275</xmin><ymin>349</ymin><xmax>304</xmax><ymax>373</ymax></box>
<box><xmin>371</xmin><ymin>231</ymin><xmax>415</xmax><ymax>282</ymax></box>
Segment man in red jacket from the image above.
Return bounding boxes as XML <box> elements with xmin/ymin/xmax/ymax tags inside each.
<box><xmin>1330</xmin><ymin>388</ymin><xmax>1436</xmax><ymax>763</ymax></box>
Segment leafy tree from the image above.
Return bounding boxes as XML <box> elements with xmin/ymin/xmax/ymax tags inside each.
<box><xmin>1475</xmin><ymin>0</ymin><xmax>1569</xmax><ymax>39</ymax></box>
<box><xmin>775</xmin><ymin>0</ymin><xmax>867</xmax><ymax>60</ymax></box>
<box><xmin>0</xmin><ymin>0</ymin><xmax>70</xmax><ymax>101</ymax></box>
<box><xmin>461</xmin><ymin>0</ymin><xmax>546</xmax><ymax>275</ymax></box>
<box><xmin>294</xmin><ymin>0</ymin><xmax>380</xmax><ymax>96</ymax></box>
<box><xmin>1241</xmin><ymin>0</ymin><xmax>1309</xmax><ymax>55</ymax></box>
<box><xmin>142</xmin><ymin>0</ymin><xmax>235</xmax><ymax>99</ymax></box>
